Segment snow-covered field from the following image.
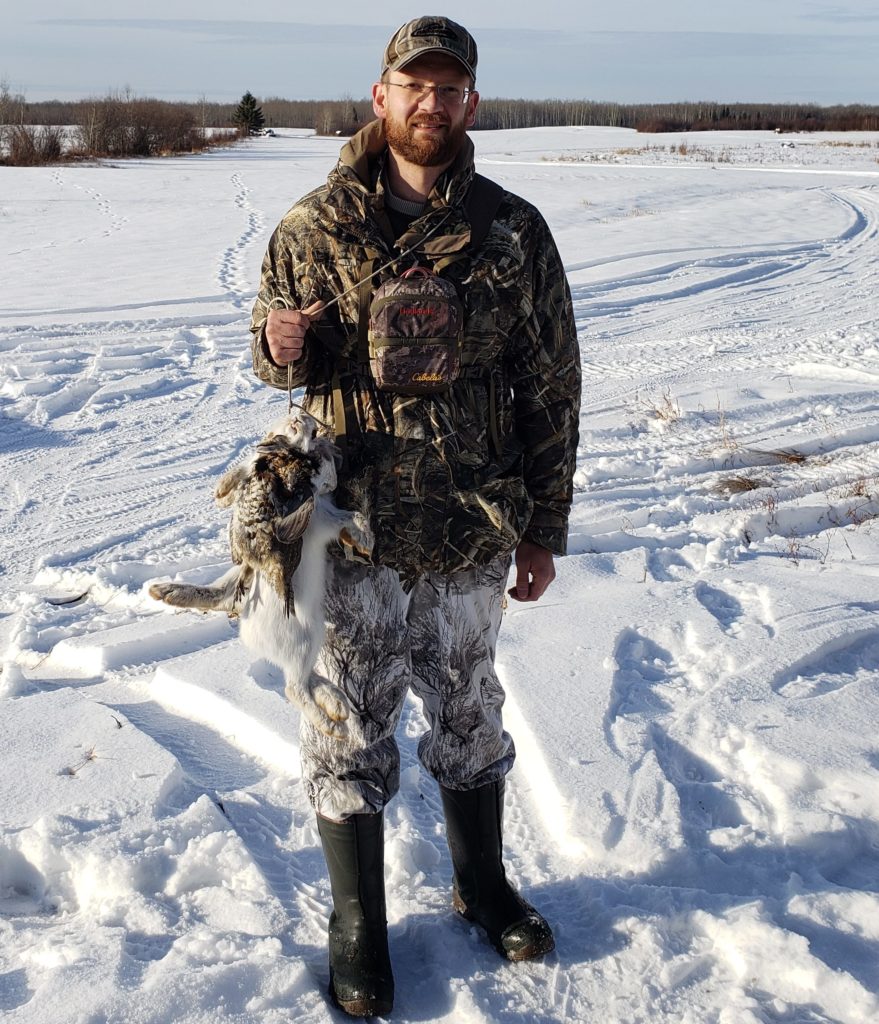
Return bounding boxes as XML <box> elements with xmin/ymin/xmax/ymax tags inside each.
<box><xmin>2</xmin><ymin>126</ymin><xmax>879</xmax><ymax>1023</ymax></box>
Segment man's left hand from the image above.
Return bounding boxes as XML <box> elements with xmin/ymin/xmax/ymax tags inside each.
<box><xmin>508</xmin><ymin>542</ymin><xmax>556</xmax><ymax>602</ymax></box>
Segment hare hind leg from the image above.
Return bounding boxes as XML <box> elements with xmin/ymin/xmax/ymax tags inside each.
<box><xmin>149</xmin><ymin>565</ymin><xmax>244</xmax><ymax>613</ymax></box>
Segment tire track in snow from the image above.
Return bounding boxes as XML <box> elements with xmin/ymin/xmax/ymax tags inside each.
<box><xmin>574</xmin><ymin>182</ymin><xmax>868</xmax><ymax>334</ymax></box>
<box><xmin>574</xmin><ymin>186</ymin><xmax>879</xmax><ymax>407</ymax></box>
<box><xmin>0</xmin><ymin>319</ymin><xmax>266</xmax><ymax>586</ymax></box>
<box><xmin>483</xmin><ymin>155</ymin><xmax>879</xmax><ymax>179</ymax></box>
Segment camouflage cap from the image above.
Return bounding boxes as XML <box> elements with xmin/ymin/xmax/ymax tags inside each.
<box><xmin>381</xmin><ymin>16</ymin><xmax>477</xmax><ymax>80</ymax></box>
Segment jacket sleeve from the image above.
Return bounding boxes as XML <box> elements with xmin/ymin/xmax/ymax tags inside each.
<box><xmin>510</xmin><ymin>213</ymin><xmax>581</xmax><ymax>555</ymax></box>
<box><xmin>249</xmin><ymin>215</ymin><xmax>326</xmax><ymax>391</ymax></box>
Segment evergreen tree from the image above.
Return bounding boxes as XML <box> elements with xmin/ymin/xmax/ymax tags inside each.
<box><xmin>233</xmin><ymin>92</ymin><xmax>265</xmax><ymax>135</ymax></box>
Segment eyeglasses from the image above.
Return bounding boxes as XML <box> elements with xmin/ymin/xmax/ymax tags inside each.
<box><xmin>385</xmin><ymin>81</ymin><xmax>473</xmax><ymax>106</ymax></box>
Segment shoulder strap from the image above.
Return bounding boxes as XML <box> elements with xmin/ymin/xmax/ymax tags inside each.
<box><xmin>465</xmin><ymin>174</ymin><xmax>505</xmax><ymax>459</ymax></box>
<box><xmin>433</xmin><ymin>173</ymin><xmax>504</xmax><ymax>274</ymax></box>
<box><xmin>465</xmin><ymin>173</ymin><xmax>504</xmax><ymax>253</ymax></box>
<box><xmin>332</xmin><ymin>255</ymin><xmax>378</xmax><ymax>469</ymax></box>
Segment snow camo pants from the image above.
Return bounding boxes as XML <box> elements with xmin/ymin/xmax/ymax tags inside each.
<box><xmin>300</xmin><ymin>555</ymin><xmax>516</xmax><ymax>820</ymax></box>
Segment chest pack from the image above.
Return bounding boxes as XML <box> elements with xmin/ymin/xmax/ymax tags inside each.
<box><xmin>367</xmin><ymin>266</ymin><xmax>463</xmax><ymax>395</ymax></box>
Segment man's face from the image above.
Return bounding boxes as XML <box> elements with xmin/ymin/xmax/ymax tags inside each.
<box><xmin>372</xmin><ymin>54</ymin><xmax>479</xmax><ymax>168</ymax></box>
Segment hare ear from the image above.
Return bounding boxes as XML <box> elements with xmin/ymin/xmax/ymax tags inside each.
<box><xmin>274</xmin><ymin>496</ymin><xmax>315</xmax><ymax>543</ymax></box>
<box><xmin>215</xmin><ymin>465</ymin><xmax>246</xmax><ymax>506</ymax></box>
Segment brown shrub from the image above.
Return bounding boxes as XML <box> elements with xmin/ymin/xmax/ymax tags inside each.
<box><xmin>2</xmin><ymin>124</ymin><xmax>65</xmax><ymax>165</ymax></box>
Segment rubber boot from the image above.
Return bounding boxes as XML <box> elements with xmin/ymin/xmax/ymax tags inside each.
<box><xmin>440</xmin><ymin>780</ymin><xmax>555</xmax><ymax>962</ymax></box>
<box><xmin>316</xmin><ymin>812</ymin><xmax>394</xmax><ymax>1017</ymax></box>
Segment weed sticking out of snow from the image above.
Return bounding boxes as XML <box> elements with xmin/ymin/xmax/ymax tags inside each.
<box><xmin>637</xmin><ymin>387</ymin><xmax>683</xmax><ymax>432</ymax></box>
<box><xmin>714</xmin><ymin>399</ymin><xmax>739</xmax><ymax>453</ymax></box>
<box><xmin>714</xmin><ymin>474</ymin><xmax>770</xmax><ymax>496</ymax></box>
<box><xmin>743</xmin><ymin>445</ymin><xmax>808</xmax><ymax>465</ymax></box>
<box><xmin>775</xmin><ymin>529</ymin><xmax>832</xmax><ymax>567</ymax></box>
<box><xmin>63</xmin><ymin>745</ymin><xmax>99</xmax><ymax>776</ymax></box>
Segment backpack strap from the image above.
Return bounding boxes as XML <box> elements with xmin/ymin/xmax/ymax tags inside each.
<box><xmin>331</xmin><ymin>366</ymin><xmax>350</xmax><ymax>470</ymax></box>
<box><xmin>466</xmin><ymin>173</ymin><xmax>504</xmax><ymax>253</ymax></box>
<box><xmin>432</xmin><ymin>173</ymin><xmax>504</xmax><ymax>274</ymax></box>
<box><xmin>330</xmin><ymin>256</ymin><xmax>378</xmax><ymax>467</ymax></box>
<box><xmin>356</xmin><ymin>257</ymin><xmax>379</xmax><ymax>365</ymax></box>
<box><xmin>465</xmin><ymin>174</ymin><xmax>505</xmax><ymax>460</ymax></box>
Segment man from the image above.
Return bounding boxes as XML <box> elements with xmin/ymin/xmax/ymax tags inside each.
<box><xmin>250</xmin><ymin>16</ymin><xmax>580</xmax><ymax>1017</ymax></box>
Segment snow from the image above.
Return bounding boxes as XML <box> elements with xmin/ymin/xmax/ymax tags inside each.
<box><xmin>2</xmin><ymin>126</ymin><xmax>879</xmax><ymax>1022</ymax></box>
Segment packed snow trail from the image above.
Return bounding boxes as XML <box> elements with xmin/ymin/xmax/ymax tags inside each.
<box><xmin>2</xmin><ymin>128</ymin><xmax>879</xmax><ymax>1023</ymax></box>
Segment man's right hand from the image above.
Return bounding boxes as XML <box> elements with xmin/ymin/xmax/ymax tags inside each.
<box><xmin>265</xmin><ymin>300</ymin><xmax>325</xmax><ymax>366</ymax></box>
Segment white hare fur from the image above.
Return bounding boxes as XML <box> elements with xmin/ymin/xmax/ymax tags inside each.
<box><xmin>149</xmin><ymin>413</ymin><xmax>371</xmax><ymax>741</ymax></box>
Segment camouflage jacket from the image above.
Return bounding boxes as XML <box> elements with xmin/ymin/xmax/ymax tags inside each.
<box><xmin>250</xmin><ymin>120</ymin><xmax>580</xmax><ymax>578</ymax></box>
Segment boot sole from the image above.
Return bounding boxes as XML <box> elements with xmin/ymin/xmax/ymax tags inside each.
<box><xmin>334</xmin><ymin>994</ymin><xmax>394</xmax><ymax>1017</ymax></box>
<box><xmin>329</xmin><ymin>971</ymin><xmax>393</xmax><ymax>1018</ymax></box>
<box><xmin>504</xmin><ymin>932</ymin><xmax>556</xmax><ymax>962</ymax></box>
<box><xmin>452</xmin><ymin>891</ymin><xmax>556</xmax><ymax>962</ymax></box>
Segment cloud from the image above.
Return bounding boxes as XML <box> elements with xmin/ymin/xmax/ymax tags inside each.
<box><xmin>41</xmin><ymin>19</ymin><xmax>392</xmax><ymax>46</ymax></box>
<box><xmin>799</xmin><ymin>4</ymin><xmax>879</xmax><ymax>24</ymax></box>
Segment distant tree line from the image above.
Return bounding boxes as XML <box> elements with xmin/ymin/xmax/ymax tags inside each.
<box><xmin>4</xmin><ymin>84</ymin><xmax>879</xmax><ymax>160</ymax></box>
<box><xmin>475</xmin><ymin>100</ymin><xmax>879</xmax><ymax>133</ymax></box>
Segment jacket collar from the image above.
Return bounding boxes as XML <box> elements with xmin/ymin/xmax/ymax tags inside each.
<box><xmin>335</xmin><ymin>119</ymin><xmax>476</xmax><ymax>209</ymax></box>
<box><xmin>326</xmin><ymin>120</ymin><xmax>477</xmax><ymax>257</ymax></box>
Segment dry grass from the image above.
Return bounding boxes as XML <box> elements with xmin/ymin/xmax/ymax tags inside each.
<box><xmin>845</xmin><ymin>502</ymin><xmax>879</xmax><ymax>527</ymax></box>
<box><xmin>601</xmin><ymin>207</ymin><xmax>659</xmax><ymax>223</ymax></box>
<box><xmin>715</xmin><ymin>474</ymin><xmax>770</xmax><ymax>495</ymax></box>
<box><xmin>716</xmin><ymin>400</ymin><xmax>738</xmax><ymax>451</ymax></box>
<box><xmin>639</xmin><ymin>387</ymin><xmax>682</xmax><ymax>425</ymax></box>
<box><xmin>850</xmin><ymin>477</ymin><xmax>877</xmax><ymax>498</ymax></box>
<box><xmin>744</xmin><ymin>446</ymin><xmax>808</xmax><ymax>465</ymax></box>
<box><xmin>777</xmin><ymin>530</ymin><xmax>832</xmax><ymax>567</ymax></box>
<box><xmin>64</xmin><ymin>745</ymin><xmax>98</xmax><ymax>776</ymax></box>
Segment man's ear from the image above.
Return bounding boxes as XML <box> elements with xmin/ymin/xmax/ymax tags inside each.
<box><xmin>465</xmin><ymin>90</ymin><xmax>480</xmax><ymax>129</ymax></box>
<box><xmin>372</xmin><ymin>82</ymin><xmax>388</xmax><ymax>120</ymax></box>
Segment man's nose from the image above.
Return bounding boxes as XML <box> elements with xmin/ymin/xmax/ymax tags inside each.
<box><xmin>417</xmin><ymin>87</ymin><xmax>444</xmax><ymax>112</ymax></box>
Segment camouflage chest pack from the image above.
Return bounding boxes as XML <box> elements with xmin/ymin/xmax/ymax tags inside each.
<box><xmin>367</xmin><ymin>266</ymin><xmax>463</xmax><ymax>395</ymax></box>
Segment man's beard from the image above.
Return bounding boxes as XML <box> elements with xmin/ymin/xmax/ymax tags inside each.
<box><xmin>384</xmin><ymin>110</ymin><xmax>467</xmax><ymax>167</ymax></box>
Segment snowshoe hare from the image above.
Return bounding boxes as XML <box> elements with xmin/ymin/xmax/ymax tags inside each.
<box><xmin>149</xmin><ymin>413</ymin><xmax>372</xmax><ymax>740</ymax></box>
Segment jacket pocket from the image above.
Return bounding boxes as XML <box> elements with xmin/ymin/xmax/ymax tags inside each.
<box><xmin>427</xmin><ymin>380</ymin><xmax>492</xmax><ymax>475</ymax></box>
<box><xmin>445</xmin><ymin>474</ymin><xmax>534</xmax><ymax>568</ymax></box>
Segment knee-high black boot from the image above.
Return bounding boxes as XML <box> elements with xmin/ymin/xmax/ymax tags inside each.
<box><xmin>440</xmin><ymin>780</ymin><xmax>555</xmax><ymax>962</ymax></box>
<box><xmin>316</xmin><ymin>812</ymin><xmax>394</xmax><ymax>1017</ymax></box>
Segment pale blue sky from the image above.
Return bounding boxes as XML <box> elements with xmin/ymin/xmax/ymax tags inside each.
<box><xmin>3</xmin><ymin>2</ymin><xmax>878</xmax><ymax>104</ymax></box>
